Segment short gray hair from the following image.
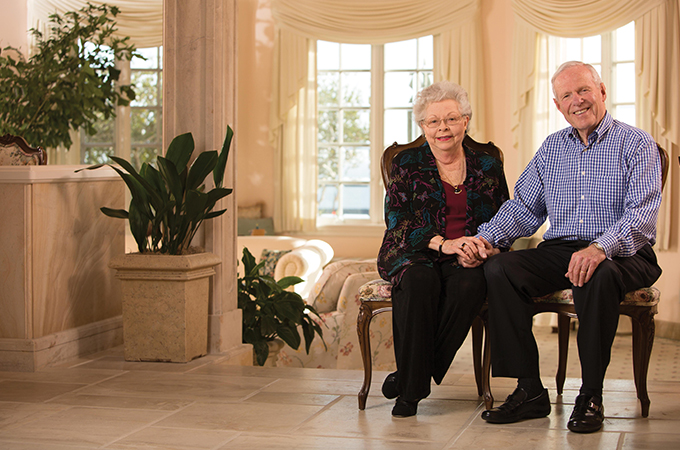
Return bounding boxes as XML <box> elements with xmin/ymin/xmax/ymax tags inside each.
<box><xmin>413</xmin><ymin>80</ymin><xmax>472</xmax><ymax>124</ymax></box>
<box><xmin>551</xmin><ymin>61</ymin><xmax>603</xmax><ymax>98</ymax></box>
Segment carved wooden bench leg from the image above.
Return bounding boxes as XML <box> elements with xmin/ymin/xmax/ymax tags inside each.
<box><xmin>357</xmin><ymin>302</ymin><xmax>374</xmax><ymax>410</ymax></box>
<box><xmin>630</xmin><ymin>312</ymin><xmax>654</xmax><ymax>418</ymax></box>
<box><xmin>556</xmin><ymin>314</ymin><xmax>571</xmax><ymax>395</ymax></box>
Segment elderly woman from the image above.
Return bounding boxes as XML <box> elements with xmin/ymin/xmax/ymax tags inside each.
<box><xmin>377</xmin><ymin>81</ymin><xmax>510</xmax><ymax>417</ymax></box>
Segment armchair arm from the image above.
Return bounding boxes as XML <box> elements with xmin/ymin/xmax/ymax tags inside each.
<box><xmin>274</xmin><ymin>239</ymin><xmax>334</xmax><ymax>299</ymax></box>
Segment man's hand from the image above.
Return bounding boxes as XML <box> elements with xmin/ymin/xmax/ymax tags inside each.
<box><xmin>566</xmin><ymin>244</ymin><xmax>606</xmax><ymax>287</ymax></box>
<box><xmin>457</xmin><ymin>237</ymin><xmax>500</xmax><ymax>268</ymax></box>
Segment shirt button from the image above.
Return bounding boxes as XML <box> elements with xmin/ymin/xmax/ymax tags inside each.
<box><xmin>581</xmin><ymin>171</ymin><xmax>586</xmax><ymax>175</ymax></box>
<box><xmin>581</xmin><ymin>195</ymin><xmax>585</xmax><ymax>200</ymax></box>
<box><xmin>579</xmin><ymin>219</ymin><xmax>583</xmax><ymax>223</ymax></box>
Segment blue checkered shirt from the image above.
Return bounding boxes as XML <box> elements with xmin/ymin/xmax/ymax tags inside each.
<box><xmin>477</xmin><ymin>112</ymin><xmax>662</xmax><ymax>258</ymax></box>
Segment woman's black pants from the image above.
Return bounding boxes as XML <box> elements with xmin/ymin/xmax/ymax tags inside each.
<box><xmin>483</xmin><ymin>239</ymin><xmax>662</xmax><ymax>395</ymax></box>
<box><xmin>391</xmin><ymin>262</ymin><xmax>486</xmax><ymax>402</ymax></box>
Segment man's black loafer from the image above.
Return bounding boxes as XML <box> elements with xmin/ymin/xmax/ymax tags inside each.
<box><xmin>481</xmin><ymin>387</ymin><xmax>551</xmax><ymax>424</ymax></box>
<box><xmin>392</xmin><ymin>397</ymin><xmax>418</xmax><ymax>417</ymax></box>
<box><xmin>382</xmin><ymin>371</ymin><xmax>399</xmax><ymax>399</ymax></box>
<box><xmin>568</xmin><ymin>394</ymin><xmax>604</xmax><ymax>433</ymax></box>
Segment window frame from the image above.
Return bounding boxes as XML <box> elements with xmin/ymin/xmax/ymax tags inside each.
<box><xmin>80</xmin><ymin>46</ymin><xmax>163</xmax><ymax>169</ymax></box>
<box><xmin>316</xmin><ymin>38</ymin><xmax>433</xmax><ymax>230</ymax></box>
<box><xmin>546</xmin><ymin>22</ymin><xmax>636</xmax><ymax>134</ymax></box>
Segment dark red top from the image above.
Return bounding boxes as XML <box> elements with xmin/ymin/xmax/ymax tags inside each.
<box><xmin>443</xmin><ymin>182</ymin><xmax>466</xmax><ymax>239</ymax></box>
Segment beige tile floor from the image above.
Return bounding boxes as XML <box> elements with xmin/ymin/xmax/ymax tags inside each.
<box><xmin>2</xmin><ymin>325</ymin><xmax>680</xmax><ymax>449</ymax></box>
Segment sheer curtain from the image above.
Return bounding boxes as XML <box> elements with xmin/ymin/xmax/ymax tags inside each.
<box><xmin>270</xmin><ymin>0</ymin><xmax>482</xmax><ymax>233</ymax></box>
<box><xmin>28</xmin><ymin>0</ymin><xmax>162</xmax><ymax>48</ymax></box>
<box><xmin>510</xmin><ymin>0</ymin><xmax>678</xmax><ymax>250</ymax></box>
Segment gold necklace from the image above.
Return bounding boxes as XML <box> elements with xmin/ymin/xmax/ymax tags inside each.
<box><xmin>436</xmin><ymin>160</ymin><xmax>466</xmax><ymax>194</ymax></box>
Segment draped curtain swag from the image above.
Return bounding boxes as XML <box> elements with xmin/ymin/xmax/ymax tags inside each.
<box><xmin>511</xmin><ymin>0</ymin><xmax>679</xmax><ymax>250</ymax></box>
<box><xmin>270</xmin><ymin>0</ymin><xmax>483</xmax><ymax>233</ymax></box>
<box><xmin>28</xmin><ymin>0</ymin><xmax>163</xmax><ymax>48</ymax></box>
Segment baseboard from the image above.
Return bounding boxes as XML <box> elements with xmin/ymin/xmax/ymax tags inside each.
<box><xmin>0</xmin><ymin>316</ymin><xmax>123</xmax><ymax>372</ymax></box>
<box><xmin>656</xmin><ymin>320</ymin><xmax>680</xmax><ymax>341</ymax></box>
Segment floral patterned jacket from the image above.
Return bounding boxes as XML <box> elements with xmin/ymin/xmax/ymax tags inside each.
<box><xmin>377</xmin><ymin>139</ymin><xmax>510</xmax><ymax>285</ymax></box>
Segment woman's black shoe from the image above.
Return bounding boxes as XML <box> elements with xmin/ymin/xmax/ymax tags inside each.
<box><xmin>392</xmin><ymin>397</ymin><xmax>418</xmax><ymax>417</ymax></box>
<box><xmin>381</xmin><ymin>371</ymin><xmax>399</xmax><ymax>399</ymax></box>
<box><xmin>567</xmin><ymin>394</ymin><xmax>604</xmax><ymax>433</ymax></box>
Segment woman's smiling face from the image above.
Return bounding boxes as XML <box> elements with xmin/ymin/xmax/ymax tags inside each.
<box><xmin>420</xmin><ymin>99</ymin><xmax>469</xmax><ymax>155</ymax></box>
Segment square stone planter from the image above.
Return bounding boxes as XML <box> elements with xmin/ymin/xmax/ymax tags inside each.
<box><xmin>110</xmin><ymin>252</ymin><xmax>221</xmax><ymax>362</ymax></box>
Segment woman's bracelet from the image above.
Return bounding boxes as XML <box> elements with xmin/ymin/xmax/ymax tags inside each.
<box><xmin>438</xmin><ymin>238</ymin><xmax>446</xmax><ymax>258</ymax></box>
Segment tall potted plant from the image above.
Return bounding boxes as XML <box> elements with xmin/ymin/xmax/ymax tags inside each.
<box><xmin>79</xmin><ymin>126</ymin><xmax>233</xmax><ymax>362</ymax></box>
<box><xmin>0</xmin><ymin>3</ymin><xmax>138</xmax><ymax>150</ymax></box>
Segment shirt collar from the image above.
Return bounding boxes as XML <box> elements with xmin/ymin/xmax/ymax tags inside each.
<box><xmin>567</xmin><ymin>111</ymin><xmax>613</xmax><ymax>146</ymax></box>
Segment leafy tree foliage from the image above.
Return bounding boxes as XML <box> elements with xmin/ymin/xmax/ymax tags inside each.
<box><xmin>0</xmin><ymin>3</ymin><xmax>137</xmax><ymax>149</ymax></box>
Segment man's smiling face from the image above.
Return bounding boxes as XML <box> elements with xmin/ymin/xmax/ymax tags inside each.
<box><xmin>553</xmin><ymin>65</ymin><xmax>607</xmax><ymax>144</ymax></box>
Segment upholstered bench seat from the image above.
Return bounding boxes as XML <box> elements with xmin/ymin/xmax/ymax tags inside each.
<box><xmin>534</xmin><ymin>286</ymin><xmax>660</xmax><ymax>307</ymax></box>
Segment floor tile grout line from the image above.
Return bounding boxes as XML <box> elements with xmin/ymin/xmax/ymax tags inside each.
<box><xmin>441</xmin><ymin>401</ymin><xmax>487</xmax><ymax>449</ymax></box>
<box><xmin>288</xmin><ymin>394</ymin><xmax>345</xmax><ymax>433</ymax></box>
<box><xmin>99</xmin><ymin>400</ymin><xmax>199</xmax><ymax>449</ymax></box>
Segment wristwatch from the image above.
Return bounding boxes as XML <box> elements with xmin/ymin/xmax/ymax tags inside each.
<box><xmin>592</xmin><ymin>242</ymin><xmax>605</xmax><ymax>254</ymax></box>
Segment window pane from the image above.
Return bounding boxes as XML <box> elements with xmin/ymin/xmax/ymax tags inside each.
<box><xmin>342</xmin><ymin>184</ymin><xmax>370</xmax><ymax>217</ymax></box>
<box><xmin>131</xmin><ymin>47</ymin><xmax>159</xmax><ymax>69</ymax></box>
<box><xmin>318</xmin><ymin>110</ymin><xmax>339</xmax><ymax>143</ymax></box>
<box><xmin>418</xmin><ymin>36</ymin><xmax>434</xmax><ymax>69</ymax></box>
<box><xmin>131</xmin><ymin>110</ymin><xmax>159</xmax><ymax>143</ymax></box>
<box><xmin>341</xmin><ymin>44</ymin><xmax>370</xmax><ymax>70</ymax></box>
<box><xmin>131</xmin><ymin>147</ymin><xmax>159</xmax><ymax>170</ymax></box>
<box><xmin>318</xmin><ymin>184</ymin><xmax>338</xmax><ymax>217</ymax></box>
<box><xmin>615</xmin><ymin>22</ymin><xmax>635</xmax><ymax>61</ymax></box>
<box><xmin>317</xmin><ymin>41</ymin><xmax>340</xmax><ymax>70</ymax></box>
<box><xmin>563</xmin><ymin>38</ymin><xmax>583</xmax><ymax>61</ymax></box>
<box><xmin>131</xmin><ymin>72</ymin><xmax>160</xmax><ymax>106</ymax></box>
<box><xmin>384</xmin><ymin>109</ymin><xmax>416</xmax><ymax>146</ymax></box>
<box><xmin>614</xmin><ymin>62</ymin><xmax>635</xmax><ymax>103</ymax></box>
<box><xmin>582</xmin><ymin>35</ymin><xmax>601</xmax><ymax>63</ymax></box>
<box><xmin>341</xmin><ymin>72</ymin><xmax>370</xmax><ymax>107</ymax></box>
<box><xmin>418</xmin><ymin>71</ymin><xmax>433</xmax><ymax>91</ymax></box>
<box><xmin>614</xmin><ymin>105</ymin><xmax>636</xmax><ymax>126</ymax></box>
<box><xmin>385</xmin><ymin>39</ymin><xmax>417</xmax><ymax>71</ymax></box>
<box><xmin>342</xmin><ymin>146</ymin><xmax>370</xmax><ymax>181</ymax></box>
<box><xmin>82</xmin><ymin>146</ymin><xmax>113</xmax><ymax>165</ymax></box>
<box><xmin>342</xmin><ymin>110</ymin><xmax>370</xmax><ymax>143</ymax></box>
<box><xmin>318</xmin><ymin>146</ymin><xmax>338</xmax><ymax>180</ymax></box>
<box><xmin>82</xmin><ymin>114</ymin><xmax>114</xmax><ymax>143</ymax></box>
<box><xmin>318</xmin><ymin>72</ymin><xmax>340</xmax><ymax>106</ymax></box>
<box><xmin>384</xmin><ymin>72</ymin><xmax>417</xmax><ymax>108</ymax></box>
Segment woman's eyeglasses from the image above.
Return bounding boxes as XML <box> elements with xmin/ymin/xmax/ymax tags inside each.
<box><xmin>421</xmin><ymin>115</ymin><xmax>465</xmax><ymax>129</ymax></box>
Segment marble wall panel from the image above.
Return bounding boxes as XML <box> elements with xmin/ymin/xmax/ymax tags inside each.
<box><xmin>0</xmin><ymin>184</ymin><xmax>29</xmax><ymax>339</ymax></box>
<box><xmin>31</xmin><ymin>180</ymin><xmax>125</xmax><ymax>338</ymax></box>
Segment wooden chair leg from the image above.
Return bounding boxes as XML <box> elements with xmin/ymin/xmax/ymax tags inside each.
<box><xmin>556</xmin><ymin>314</ymin><xmax>571</xmax><ymax>395</ymax></box>
<box><xmin>357</xmin><ymin>302</ymin><xmax>375</xmax><ymax>410</ymax></box>
<box><xmin>630</xmin><ymin>313</ymin><xmax>654</xmax><ymax>417</ymax></box>
<box><xmin>471</xmin><ymin>316</ymin><xmax>483</xmax><ymax>397</ymax></box>
<box><xmin>481</xmin><ymin>310</ymin><xmax>493</xmax><ymax>410</ymax></box>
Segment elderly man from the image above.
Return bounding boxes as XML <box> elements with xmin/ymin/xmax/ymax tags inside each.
<box><xmin>474</xmin><ymin>61</ymin><xmax>662</xmax><ymax>433</ymax></box>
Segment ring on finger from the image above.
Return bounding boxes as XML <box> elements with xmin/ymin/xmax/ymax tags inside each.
<box><xmin>460</xmin><ymin>242</ymin><xmax>466</xmax><ymax>249</ymax></box>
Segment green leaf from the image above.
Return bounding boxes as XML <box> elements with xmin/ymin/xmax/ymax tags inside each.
<box><xmin>100</xmin><ymin>207</ymin><xmax>128</xmax><ymax>219</ymax></box>
<box><xmin>213</xmin><ymin>125</ymin><xmax>233</xmax><ymax>188</ymax></box>
<box><xmin>276</xmin><ymin>325</ymin><xmax>301</xmax><ymax>350</ymax></box>
<box><xmin>277</xmin><ymin>276</ymin><xmax>303</xmax><ymax>290</ymax></box>
<box><xmin>165</xmin><ymin>132</ymin><xmax>194</xmax><ymax>174</ymax></box>
<box><xmin>186</xmin><ymin>150</ymin><xmax>218</xmax><ymax>191</ymax></box>
<box><xmin>156</xmin><ymin>156</ymin><xmax>184</xmax><ymax>206</ymax></box>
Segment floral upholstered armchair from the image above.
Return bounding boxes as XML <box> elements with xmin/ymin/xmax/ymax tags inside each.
<box><xmin>275</xmin><ymin>259</ymin><xmax>397</xmax><ymax>371</ymax></box>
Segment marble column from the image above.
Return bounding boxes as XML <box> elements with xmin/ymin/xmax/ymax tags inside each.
<box><xmin>163</xmin><ymin>0</ymin><xmax>248</xmax><ymax>361</ymax></box>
